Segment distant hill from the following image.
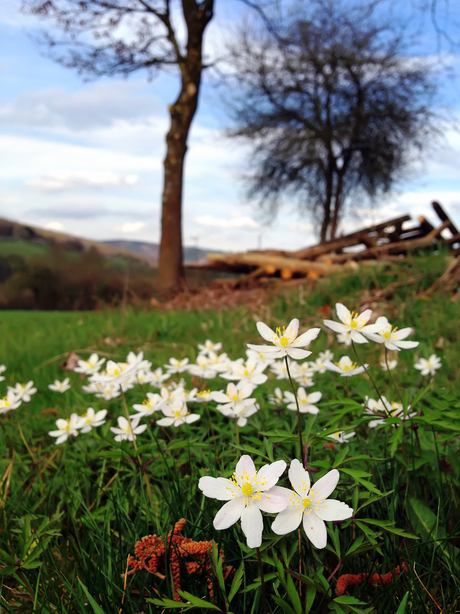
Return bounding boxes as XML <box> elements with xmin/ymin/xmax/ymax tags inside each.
<box><xmin>0</xmin><ymin>217</ymin><xmax>221</xmax><ymax>265</ymax></box>
<box><xmin>103</xmin><ymin>240</ymin><xmax>221</xmax><ymax>263</ymax></box>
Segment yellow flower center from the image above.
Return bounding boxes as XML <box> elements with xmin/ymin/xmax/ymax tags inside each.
<box><xmin>232</xmin><ymin>394</ymin><xmax>239</xmax><ymax>401</ymax></box>
<box><xmin>384</xmin><ymin>332</ymin><xmax>391</xmax><ymax>339</ymax></box>
<box><xmin>303</xmin><ymin>497</ymin><xmax>311</xmax><ymax>508</ymax></box>
<box><xmin>242</xmin><ymin>482</ymin><xmax>253</xmax><ymax>496</ymax></box>
<box><xmin>175</xmin><ymin>410</ymin><xmax>182</xmax><ymax>418</ymax></box>
<box><xmin>280</xmin><ymin>337</ymin><xmax>289</xmax><ymax>347</ymax></box>
<box><xmin>244</xmin><ymin>369</ymin><xmax>249</xmax><ymax>376</ymax></box>
<box><xmin>350</xmin><ymin>320</ymin><xmax>358</xmax><ymax>329</ymax></box>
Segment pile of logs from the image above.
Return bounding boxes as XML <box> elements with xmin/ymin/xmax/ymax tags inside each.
<box><xmin>189</xmin><ymin>201</ymin><xmax>459</xmax><ymax>286</ymax></box>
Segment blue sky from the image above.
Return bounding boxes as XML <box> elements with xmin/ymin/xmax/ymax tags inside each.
<box><xmin>1</xmin><ymin>0</ymin><xmax>459</xmax><ymax>252</ymax></box>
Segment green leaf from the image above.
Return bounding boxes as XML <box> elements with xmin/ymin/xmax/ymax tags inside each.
<box><xmin>148</xmin><ymin>597</ymin><xmax>190</xmax><ymax>609</ymax></box>
<box><xmin>395</xmin><ymin>592</ymin><xmax>409</xmax><ymax>614</ymax></box>
<box><xmin>406</xmin><ymin>498</ymin><xmax>460</xmax><ymax>571</ymax></box>
<box><xmin>77</xmin><ymin>578</ymin><xmax>106</xmax><ymax>613</ymax></box>
<box><xmin>285</xmin><ymin>573</ymin><xmax>302</xmax><ymax>614</ymax></box>
<box><xmin>271</xmin><ymin>595</ymin><xmax>297</xmax><ymax>614</ymax></box>
<box><xmin>228</xmin><ymin>562</ymin><xmax>244</xmax><ymax>603</ymax></box>
<box><xmin>177</xmin><ymin>591</ymin><xmax>222</xmax><ymax>610</ymax></box>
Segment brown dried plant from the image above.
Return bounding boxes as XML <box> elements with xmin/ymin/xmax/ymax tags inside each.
<box><xmin>124</xmin><ymin>518</ymin><xmax>232</xmax><ymax>601</ymax></box>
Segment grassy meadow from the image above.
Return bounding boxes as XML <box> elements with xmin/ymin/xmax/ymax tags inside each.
<box><xmin>0</xmin><ymin>251</ymin><xmax>459</xmax><ymax>613</ymax></box>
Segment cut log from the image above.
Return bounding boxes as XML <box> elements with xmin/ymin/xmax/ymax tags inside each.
<box><xmin>206</xmin><ymin>252</ymin><xmax>344</xmax><ymax>275</ymax></box>
<box><xmin>432</xmin><ymin>201</ymin><xmax>459</xmax><ymax>237</ymax></box>
<box><xmin>326</xmin><ymin>221</ymin><xmax>450</xmax><ymax>263</ymax></box>
<box><xmin>291</xmin><ymin>214</ymin><xmax>411</xmax><ymax>259</ymax></box>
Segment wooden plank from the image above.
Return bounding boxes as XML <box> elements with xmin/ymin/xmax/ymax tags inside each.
<box><xmin>432</xmin><ymin>201</ymin><xmax>459</xmax><ymax>237</ymax></box>
<box><xmin>327</xmin><ymin>221</ymin><xmax>449</xmax><ymax>263</ymax></box>
<box><xmin>206</xmin><ymin>252</ymin><xmax>344</xmax><ymax>275</ymax></box>
<box><xmin>291</xmin><ymin>215</ymin><xmax>411</xmax><ymax>259</ymax></box>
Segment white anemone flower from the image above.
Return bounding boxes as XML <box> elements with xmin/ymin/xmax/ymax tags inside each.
<box><xmin>268</xmin><ymin>387</ymin><xmax>284</xmax><ymax>406</ymax></box>
<box><xmin>326</xmin><ymin>430</ymin><xmax>356</xmax><ymax>443</ymax></box>
<box><xmin>414</xmin><ymin>354</ymin><xmax>441</xmax><ymax>376</ymax></box>
<box><xmin>188</xmin><ymin>354</ymin><xmax>217</xmax><ymax>379</ymax></box>
<box><xmin>221</xmin><ymin>358</ymin><xmax>268</xmax><ymax>387</ymax></box>
<box><xmin>76</xmin><ymin>408</ymin><xmax>107</xmax><ymax>433</ymax></box>
<box><xmin>271</xmin><ymin>460</ymin><xmax>353</xmax><ymax>549</ymax></box>
<box><xmin>132</xmin><ymin>392</ymin><xmax>164</xmax><ymax>417</ymax></box>
<box><xmin>380</xmin><ymin>360</ymin><xmax>398</xmax><ymax>371</ymax></box>
<box><xmin>247</xmin><ymin>319</ymin><xmax>321</xmax><ymax>360</ymax></box>
<box><xmin>110</xmin><ymin>416</ymin><xmax>147</xmax><ymax>442</ymax></box>
<box><xmin>8</xmin><ymin>381</ymin><xmax>37</xmax><ymax>403</ymax></box>
<box><xmin>337</xmin><ymin>331</ymin><xmax>352</xmax><ymax>346</ymax></box>
<box><xmin>366</xmin><ymin>316</ymin><xmax>419</xmax><ymax>351</ymax></box>
<box><xmin>364</xmin><ymin>396</ymin><xmax>416</xmax><ymax>427</ymax></box>
<box><xmin>148</xmin><ymin>367</ymin><xmax>169</xmax><ymax>388</ymax></box>
<box><xmin>49</xmin><ymin>413</ymin><xmax>80</xmax><ymax>444</ymax></box>
<box><xmin>211</xmin><ymin>382</ymin><xmax>257</xmax><ymax>420</ymax></box>
<box><xmin>0</xmin><ymin>364</ymin><xmax>6</xmax><ymax>383</ymax></box>
<box><xmin>198</xmin><ymin>455</ymin><xmax>287</xmax><ymax>549</ymax></box>
<box><xmin>156</xmin><ymin>401</ymin><xmax>200</xmax><ymax>428</ymax></box>
<box><xmin>323</xmin><ymin>303</ymin><xmax>386</xmax><ymax>344</ymax></box>
<box><xmin>48</xmin><ymin>378</ymin><xmax>71</xmax><ymax>393</ymax></box>
<box><xmin>245</xmin><ymin>348</ymin><xmax>275</xmax><ymax>367</ymax></box>
<box><xmin>164</xmin><ymin>357</ymin><xmax>190</xmax><ymax>374</ymax></box>
<box><xmin>74</xmin><ymin>353</ymin><xmax>105</xmax><ymax>375</ymax></box>
<box><xmin>194</xmin><ymin>389</ymin><xmax>214</xmax><ymax>403</ymax></box>
<box><xmin>197</xmin><ymin>340</ymin><xmax>222</xmax><ymax>354</ymax></box>
<box><xmin>284</xmin><ymin>388</ymin><xmax>322</xmax><ymax>414</ymax></box>
<box><xmin>324</xmin><ymin>356</ymin><xmax>367</xmax><ymax>377</ymax></box>
<box><xmin>0</xmin><ymin>391</ymin><xmax>22</xmax><ymax>414</ymax></box>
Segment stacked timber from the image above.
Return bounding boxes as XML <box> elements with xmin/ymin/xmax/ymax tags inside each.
<box><xmin>188</xmin><ymin>201</ymin><xmax>459</xmax><ymax>286</ymax></box>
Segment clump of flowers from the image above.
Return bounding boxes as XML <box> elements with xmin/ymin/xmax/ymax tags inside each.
<box><xmin>414</xmin><ymin>354</ymin><xmax>442</xmax><ymax>376</ymax></box>
<box><xmin>125</xmin><ymin>518</ymin><xmax>232</xmax><ymax>600</ymax></box>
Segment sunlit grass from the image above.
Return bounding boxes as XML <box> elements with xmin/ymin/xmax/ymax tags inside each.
<box><xmin>0</xmin><ymin>250</ymin><xmax>459</xmax><ymax>613</ymax></box>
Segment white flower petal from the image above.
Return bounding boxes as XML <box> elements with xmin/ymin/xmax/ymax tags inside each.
<box><xmin>256</xmin><ymin>460</ymin><xmax>287</xmax><ymax>489</ymax></box>
<box><xmin>291</xmin><ymin>327</ymin><xmax>321</xmax><ymax>348</ymax></box>
<box><xmin>288</xmin><ymin>459</ymin><xmax>310</xmax><ymax>496</ymax></box>
<box><xmin>257</xmin><ymin>493</ymin><xmax>288</xmax><ymax>513</ymax></box>
<box><xmin>156</xmin><ymin>417</ymin><xmax>175</xmax><ymax>426</ymax></box>
<box><xmin>256</xmin><ymin>321</ymin><xmax>277</xmax><ymax>342</ymax></box>
<box><xmin>284</xmin><ymin>318</ymin><xmax>300</xmax><ymax>341</ymax></box>
<box><xmin>286</xmin><ymin>348</ymin><xmax>311</xmax><ymax>360</ymax></box>
<box><xmin>315</xmin><ymin>499</ymin><xmax>353</xmax><ymax>522</ymax></box>
<box><xmin>395</xmin><ymin>340</ymin><xmax>419</xmax><ymax>349</ymax></box>
<box><xmin>335</xmin><ymin>303</ymin><xmax>351</xmax><ymax>324</ymax></box>
<box><xmin>199</xmin><ymin>476</ymin><xmax>235</xmax><ymax>501</ymax></box>
<box><xmin>303</xmin><ymin>511</ymin><xmax>327</xmax><ymax>549</ymax></box>
<box><xmin>272</xmin><ymin>505</ymin><xmax>303</xmax><ymax>535</ymax></box>
<box><xmin>350</xmin><ymin>331</ymin><xmax>368</xmax><ymax>344</ymax></box>
<box><xmin>323</xmin><ymin>320</ymin><xmax>348</xmax><ymax>334</ymax></box>
<box><xmin>313</xmin><ymin>469</ymin><xmax>340</xmax><ymax>499</ymax></box>
<box><xmin>213</xmin><ymin>499</ymin><xmax>243</xmax><ymax>530</ymax></box>
<box><xmin>241</xmin><ymin>504</ymin><xmax>264</xmax><ymax>548</ymax></box>
<box><xmin>235</xmin><ymin>455</ymin><xmax>256</xmax><ymax>480</ymax></box>
<box><xmin>185</xmin><ymin>413</ymin><xmax>200</xmax><ymax>424</ymax></box>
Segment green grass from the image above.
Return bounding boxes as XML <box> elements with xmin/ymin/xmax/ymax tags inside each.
<box><xmin>0</xmin><ymin>251</ymin><xmax>459</xmax><ymax>613</ymax></box>
<box><xmin>0</xmin><ymin>240</ymin><xmax>47</xmax><ymax>259</ymax></box>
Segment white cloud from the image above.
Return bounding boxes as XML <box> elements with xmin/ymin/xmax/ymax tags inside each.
<box><xmin>44</xmin><ymin>221</ymin><xmax>65</xmax><ymax>231</ymax></box>
<box><xmin>0</xmin><ymin>81</ymin><xmax>163</xmax><ymax>131</ymax></box>
<box><xmin>25</xmin><ymin>170</ymin><xmax>139</xmax><ymax>192</ymax></box>
<box><xmin>118</xmin><ymin>221</ymin><xmax>147</xmax><ymax>233</ymax></box>
<box><xmin>195</xmin><ymin>215</ymin><xmax>259</xmax><ymax>229</ymax></box>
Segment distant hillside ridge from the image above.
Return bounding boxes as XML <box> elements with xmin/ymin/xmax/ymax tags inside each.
<box><xmin>0</xmin><ymin>217</ymin><xmax>222</xmax><ymax>265</ymax></box>
<box><xmin>103</xmin><ymin>240</ymin><xmax>223</xmax><ymax>263</ymax></box>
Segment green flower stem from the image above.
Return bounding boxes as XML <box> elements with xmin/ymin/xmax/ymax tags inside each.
<box><xmin>235</xmin><ymin>418</ymin><xmax>240</xmax><ymax>461</ymax></box>
<box><xmin>285</xmin><ymin>356</ymin><xmax>305</xmax><ymax>467</ymax></box>
<box><xmin>351</xmin><ymin>341</ymin><xmax>386</xmax><ymax>409</ymax></box>
<box><xmin>256</xmin><ymin>547</ymin><xmax>268</xmax><ymax>614</ymax></box>
<box><xmin>384</xmin><ymin>347</ymin><xmax>404</xmax><ymax>407</ymax></box>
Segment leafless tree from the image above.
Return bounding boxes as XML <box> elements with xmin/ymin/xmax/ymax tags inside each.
<box><xmin>225</xmin><ymin>0</ymin><xmax>445</xmax><ymax>242</ymax></box>
<box><xmin>22</xmin><ymin>0</ymin><xmax>214</xmax><ymax>293</ymax></box>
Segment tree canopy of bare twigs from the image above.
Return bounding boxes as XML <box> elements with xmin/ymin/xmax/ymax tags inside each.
<box><xmin>225</xmin><ymin>0</ymin><xmax>445</xmax><ymax>243</ymax></box>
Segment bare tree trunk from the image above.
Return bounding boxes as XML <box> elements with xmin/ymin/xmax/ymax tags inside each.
<box><xmin>320</xmin><ymin>158</ymin><xmax>334</xmax><ymax>243</ymax></box>
<box><xmin>330</xmin><ymin>171</ymin><xmax>344</xmax><ymax>240</ymax></box>
<box><xmin>159</xmin><ymin>0</ymin><xmax>214</xmax><ymax>294</ymax></box>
